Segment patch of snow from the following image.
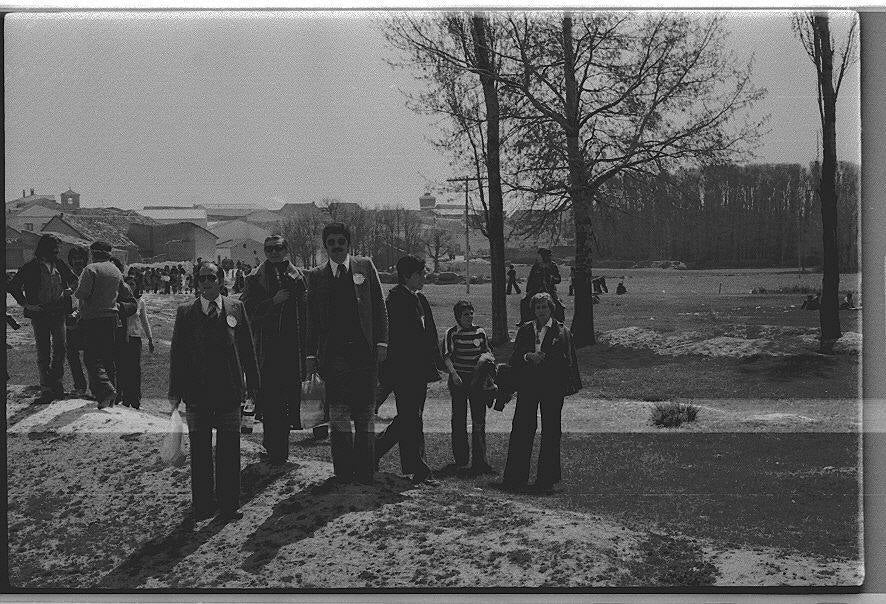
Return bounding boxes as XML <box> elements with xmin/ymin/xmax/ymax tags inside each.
<box><xmin>7</xmin><ymin>398</ymin><xmax>91</xmax><ymax>433</ymax></box>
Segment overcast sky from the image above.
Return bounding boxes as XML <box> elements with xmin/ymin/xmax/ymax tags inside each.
<box><xmin>4</xmin><ymin>10</ymin><xmax>860</xmax><ymax>210</ymax></box>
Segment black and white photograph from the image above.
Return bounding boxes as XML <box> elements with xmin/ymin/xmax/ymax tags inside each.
<box><xmin>4</xmin><ymin>8</ymin><xmax>869</xmax><ymax>592</ymax></box>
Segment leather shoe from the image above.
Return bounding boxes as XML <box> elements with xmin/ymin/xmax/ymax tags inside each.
<box><xmin>216</xmin><ymin>510</ymin><xmax>244</xmax><ymax>522</ymax></box>
<box><xmin>193</xmin><ymin>505</ymin><xmax>218</xmax><ymax>521</ymax></box>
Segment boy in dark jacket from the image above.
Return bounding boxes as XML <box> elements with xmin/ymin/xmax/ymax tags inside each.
<box><xmin>375</xmin><ymin>255</ymin><xmax>443</xmax><ymax>484</ymax></box>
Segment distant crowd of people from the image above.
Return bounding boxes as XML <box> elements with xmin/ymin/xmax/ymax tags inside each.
<box><xmin>122</xmin><ymin>261</ymin><xmax>253</xmax><ymax>297</ymax></box>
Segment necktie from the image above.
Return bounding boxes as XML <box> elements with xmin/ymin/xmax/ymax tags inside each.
<box><xmin>336</xmin><ymin>264</ymin><xmax>345</xmax><ymax>280</ymax></box>
<box><xmin>208</xmin><ymin>300</ymin><xmax>218</xmax><ymax>321</ymax></box>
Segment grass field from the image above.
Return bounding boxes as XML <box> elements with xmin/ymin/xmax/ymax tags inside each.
<box><xmin>4</xmin><ymin>268</ymin><xmax>864</xmax><ymax>584</ymax></box>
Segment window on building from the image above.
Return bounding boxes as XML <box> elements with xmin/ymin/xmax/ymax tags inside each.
<box><xmin>24</xmin><ymin>223</ymin><xmax>33</xmax><ymax>231</ymax></box>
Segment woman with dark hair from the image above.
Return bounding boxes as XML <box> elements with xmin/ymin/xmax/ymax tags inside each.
<box><xmin>8</xmin><ymin>233</ymin><xmax>79</xmax><ymax>403</ymax></box>
<box><xmin>500</xmin><ymin>292</ymin><xmax>581</xmax><ymax>495</ymax></box>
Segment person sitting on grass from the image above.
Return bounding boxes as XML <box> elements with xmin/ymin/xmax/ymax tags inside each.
<box><xmin>839</xmin><ymin>291</ymin><xmax>854</xmax><ymax>310</ymax></box>
<box><xmin>441</xmin><ymin>300</ymin><xmax>496</xmax><ymax>476</ymax></box>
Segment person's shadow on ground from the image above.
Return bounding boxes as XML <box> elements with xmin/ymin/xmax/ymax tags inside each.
<box><xmin>95</xmin><ymin>464</ymin><xmax>413</xmax><ymax>588</ymax></box>
<box><xmin>239</xmin><ymin>472</ymin><xmax>413</xmax><ymax>572</ymax></box>
<box><xmin>95</xmin><ymin>459</ymin><xmax>298</xmax><ymax>589</ymax></box>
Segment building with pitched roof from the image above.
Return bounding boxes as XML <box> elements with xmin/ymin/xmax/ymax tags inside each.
<box><xmin>198</xmin><ymin>204</ymin><xmax>262</xmax><ymax>222</ymax></box>
<box><xmin>42</xmin><ymin>209</ymin><xmax>157</xmax><ymax>263</ymax></box>
<box><xmin>138</xmin><ymin>206</ymin><xmax>209</xmax><ymax>228</ymax></box>
<box><xmin>128</xmin><ymin>221</ymin><xmax>218</xmax><ymax>262</ymax></box>
<box><xmin>209</xmin><ymin>219</ymin><xmax>271</xmax><ymax>244</ymax></box>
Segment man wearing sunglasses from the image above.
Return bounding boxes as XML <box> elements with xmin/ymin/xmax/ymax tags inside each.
<box><xmin>168</xmin><ymin>261</ymin><xmax>260</xmax><ymax>522</ymax></box>
<box><xmin>305</xmin><ymin>223</ymin><xmax>388</xmax><ymax>485</ymax></box>
<box><xmin>242</xmin><ymin>235</ymin><xmax>323</xmax><ymax>466</ymax></box>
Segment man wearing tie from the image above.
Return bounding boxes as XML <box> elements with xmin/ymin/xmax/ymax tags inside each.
<box><xmin>305</xmin><ymin>223</ymin><xmax>388</xmax><ymax>485</ymax></box>
<box><xmin>169</xmin><ymin>261</ymin><xmax>260</xmax><ymax>521</ymax></box>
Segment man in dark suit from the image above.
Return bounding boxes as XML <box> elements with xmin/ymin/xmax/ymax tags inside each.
<box><xmin>375</xmin><ymin>255</ymin><xmax>443</xmax><ymax>484</ymax></box>
<box><xmin>169</xmin><ymin>261</ymin><xmax>260</xmax><ymax>522</ymax></box>
<box><xmin>242</xmin><ymin>235</ymin><xmax>325</xmax><ymax>466</ymax></box>
<box><xmin>305</xmin><ymin>223</ymin><xmax>388</xmax><ymax>485</ymax></box>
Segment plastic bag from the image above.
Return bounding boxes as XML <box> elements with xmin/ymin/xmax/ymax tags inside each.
<box><xmin>159</xmin><ymin>409</ymin><xmax>188</xmax><ymax>466</ymax></box>
<box><xmin>300</xmin><ymin>373</ymin><xmax>327</xmax><ymax>430</ymax></box>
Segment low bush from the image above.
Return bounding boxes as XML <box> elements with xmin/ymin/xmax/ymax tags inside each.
<box><xmin>650</xmin><ymin>402</ymin><xmax>700</xmax><ymax>428</ymax></box>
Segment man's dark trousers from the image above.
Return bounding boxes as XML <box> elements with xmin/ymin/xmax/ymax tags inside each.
<box><xmin>82</xmin><ymin>317</ymin><xmax>117</xmax><ymax>401</ymax></box>
<box><xmin>65</xmin><ymin>324</ymin><xmax>88</xmax><ymax>393</ymax></box>
<box><xmin>185</xmin><ymin>407</ymin><xmax>240</xmax><ymax>514</ymax></box>
<box><xmin>375</xmin><ymin>377</ymin><xmax>432</xmax><ymax>476</ymax></box>
<box><xmin>32</xmin><ymin>314</ymin><xmax>66</xmax><ymax>396</ymax></box>
<box><xmin>326</xmin><ymin>346</ymin><xmax>376</xmax><ymax>483</ymax></box>
<box><xmin>502</xmin><ymin>383</ymin><xmax>564</xmax><ymax>487</ymax></box>
<box><xmin>260</xmin><ymin>355</ymin><xmax>293</xmax><ymax>462</ymax></box>
<box><xmin>118</xmin><ymin>336</ymin><xmax>142</xmax><ymax>407</ymax></box>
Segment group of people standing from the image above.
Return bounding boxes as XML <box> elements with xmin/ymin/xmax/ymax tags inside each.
<box><xmin>166</xmin><ymin>221</ymin><xmax>583</xmax><ymax>522</ymax></box>
<box><xmin>8</xmin><ymin>234</ymin><xmax>154</xmax><ymax>408</ymax></box>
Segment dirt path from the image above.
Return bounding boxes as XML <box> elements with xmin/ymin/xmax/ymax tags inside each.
<box><xmin>6</xmin><ymin>391</ymin><xmax>862</xmax><ymax>589</ymax></box>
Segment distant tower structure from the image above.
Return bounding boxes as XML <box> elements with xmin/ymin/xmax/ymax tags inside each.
<box><xmin>60</xmin><ymin>188</ymin><xmax>80</xmax><ymax>210</ymax></box>
<box><xmin>419</xmin><ymin>191</ymin><xmax>436</xmax><ymax>211</ymax></box>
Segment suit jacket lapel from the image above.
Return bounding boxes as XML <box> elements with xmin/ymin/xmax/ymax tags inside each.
<box><xmin>540</xmin><ymin>321</ymin><xmax>558</xmax><ymax>352</ymax></box>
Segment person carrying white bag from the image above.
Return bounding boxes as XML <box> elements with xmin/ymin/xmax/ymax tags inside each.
<box><xmin>167</xmin><ymin>261</ymin><xmax>261</xmax><ymax>523</ymax></box>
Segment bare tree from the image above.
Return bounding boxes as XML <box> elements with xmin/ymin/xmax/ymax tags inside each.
<box><xmin>492</xmin><ymin>13</ymin><xmax>765</xmax><ymax>346</ymax></box>
<box><xmin>281</xmin><ymin>209</ymin><xmax>324</xmax><ymax>269</ymax></box>
<box><xmin>385</xmin><ymin>13</ymin><xmax>511</xmax><ymax>344</ymax></box>
<box><xmin>424</xmin><ymin>225</ymin><xmax>454</xmax><ymax>271</ymax></box>
<box><xmin>793</xmin><ymin>12</ymin><xmax>858</xmax><ymax>352</ymax></box>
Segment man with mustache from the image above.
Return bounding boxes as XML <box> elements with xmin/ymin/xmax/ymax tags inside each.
<box><xmin>305</xmin><ymin>223</ymin><xmax>388</xmax><ymax>485</ymax></box>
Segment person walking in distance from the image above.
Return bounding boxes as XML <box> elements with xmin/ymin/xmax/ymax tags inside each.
<box><xmin>74</xmin><ymin>241</ymin><xmax>123</xmax><ymax>409</ymax></box>
<box><xmin>375</xmin><ymin>255</ymin><xmax>443</xmax><ymax>484</ymax></box>
<box><xmin>305</xmin><ymin>223</ymin><xmax>388</xmax><ymax>485</ymax></box>
<box><xmin>168</xmin><ymin>261</ymin><xmax>260</xmax><ymax>522</ymax></box>
<box><xmin>7</xmin><ymin>234</ymin><xmax>79</xmax><ymax>403</ymax></box>
<box><xmin>506</xmin><ymin>264</ymin><xmax>521</xmax><ymax>295</ymax></box>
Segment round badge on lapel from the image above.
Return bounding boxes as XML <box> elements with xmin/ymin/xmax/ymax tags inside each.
<box><xmin>226</xmin><ymin>314</ymin><xmax>238</xmax><ymax>328</ymax></box>
<box><xmin>353</xmin><ymin>273</ymin><xmax>366</xmax><ymax>285</ymax></box>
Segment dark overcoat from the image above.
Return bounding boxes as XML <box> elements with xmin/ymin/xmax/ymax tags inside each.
<box><xmin>240</xmin><ymin>260</ymin><xmax>307</xmax><ymax>415</ymax></box>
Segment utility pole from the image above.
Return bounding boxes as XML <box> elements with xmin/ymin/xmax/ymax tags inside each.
<box><xmin>447</xmin><ymin>175</ymin><xmax>485</xmax><ymax>294</ymax></box>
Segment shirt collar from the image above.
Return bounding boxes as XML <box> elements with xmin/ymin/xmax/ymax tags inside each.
<box><xmin>330</xmin><ymin>254</ymin><xmax>351</xmax><ymax>275</ymax></box>
<box><xmin>534</xmin><ymin>318</ymin><xmax>553</xmax><ymax>331</ymax></box>
<box><xmin>200</xmin><ymin>294</ymin><xmax>223</xmax><ymax>314</ymax></box>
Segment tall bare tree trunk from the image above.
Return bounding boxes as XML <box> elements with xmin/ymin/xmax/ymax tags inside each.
<box><xmin>814</xmin><ymin>14</ymin><xmax>842</xmax><ymax>352</ymax></box>
<box><xmin>470</xmin><ymin>15</ymin><xmax>508</xmax><ymax>345</ymax></box>
<box><xmin>561</xmin><ymin>14</ymin><xmax>596</xmax><ymax>346</ymax></box>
